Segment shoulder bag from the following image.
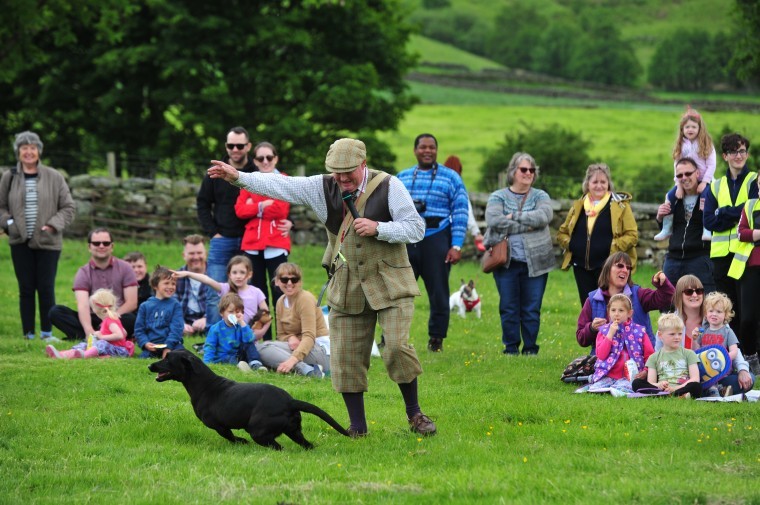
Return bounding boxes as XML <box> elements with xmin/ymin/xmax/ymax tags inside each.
<box><xmin>481</xmin><ymin>190</ymin><xmax>528</xmax><ymax>274</ymax></box>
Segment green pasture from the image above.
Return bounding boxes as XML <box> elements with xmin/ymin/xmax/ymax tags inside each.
<box><xmin>0</xmin><ymin>237</ymin><xmax>758</xmax><ymax>504</ymax></box>
<box><xmin>407</xmin><ymin>35</ymin><xmax>504</xmax><ymax>71</ymax></box>
<box><xmin>380</xmin><ymin>95</ymin><xmax>760</xmax><ymax>196</ymax></box>
<box><xmin>404</xmin><ymin>0</ymin><xmax>731</xmax><ymax>81</ymax></box>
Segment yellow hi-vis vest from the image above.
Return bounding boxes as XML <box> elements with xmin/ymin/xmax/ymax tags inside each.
<box><xmin>728</xmin><ymin>198</ymin><xmax>758</xmax><ymax>279</ymax></box>
<box><xmin>710</xmin><ymin>172</ymin><xmax>757</xmax><ymax>258</ymax></box>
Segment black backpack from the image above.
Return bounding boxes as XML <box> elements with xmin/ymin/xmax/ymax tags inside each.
<box><xmin>560</xmin><ymin>355</ymin><xmax>596</xmax><ymax>383</ymax></box>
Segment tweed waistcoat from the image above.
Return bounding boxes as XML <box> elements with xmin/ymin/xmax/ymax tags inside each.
<box><xmin>322</xmin><ymin>171</ymin><xmax>420</xmax><ymax>314</ymax></box>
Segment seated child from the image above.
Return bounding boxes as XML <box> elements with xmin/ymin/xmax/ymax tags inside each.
<box><xmin>124</xmin><ymin>251</ymin><xmax>153</xmax><ymax>308</ymax></box>
<box><xmin>45</xmin><ymin>288</ymin><xmax>134</xmax><ymax>359</ymax></box>
<box><xmin>692</xmin><ymin>291</ymin><xmax>739</xmax><ymax>397</ymax></box>
<box><xmin>134</xmin><ymin>266</ymin><xmax>185</xmax><ymax>359</ymax></box>
<box><xmin>204</xmin><ymin>293</ymin><xmax>266</xmax><ymax>372</ymax></box>
<box><xmin>589</xmin><ymin>294</ymin><xmax>654</xmax><ymax>393</ymax></box>
<box><xmin>632</xmin><ymin>313</ymin><xmax>702</xmax><ymax>399</ymax></box>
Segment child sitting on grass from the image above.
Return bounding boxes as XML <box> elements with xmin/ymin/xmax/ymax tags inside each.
<box><xmin>632</xmin><ymin>313</ymin><xmax>702</xmax><ymax>399</ymax></box>
<box><xmin>134</xmin><ymin>266</ymin><xmax>185</xmax><ymax>359</ymax></box>
<box><xmin>589</xmin><ymin>294</ymin><xmax>653</xmax><ymax>394</ymax></box>
<box><xmin>124</xmin><ymin>251</ymin><xmax>153</xmax><ymax>308</ymax></box>
<box><xmin>204</xmin><ymin>293</ymin><xmax>266</xmax><ymax>372</ymax></box>
<box><xmin>46</xmin><ymin>289</ymin><xmax>134</xmax><ymax>359</ymax></box>
<box><xmin>692</xmin><ymin>291</ymin><xmax>739</xmax><ymax>397</ymax></box>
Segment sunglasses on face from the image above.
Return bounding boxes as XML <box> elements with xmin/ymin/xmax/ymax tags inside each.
<box><xmin>675</xmin><ymin>170</ymin><xmax>696</xmax><ymax>179</ymax></box>
<box><xmin>226</xmin><ymin>143</ymin><xmax>247</xmax><ymax>151</ymax></box>
<box><xmin>89</xmin><ymin>241</ymin><xmax>112</xmax><ymax>247</ymax></box>
<box><xmin>255</xmin><ymin>155</ymin><xmax>275</xmax><ymax>162</ymax></box>
<box><xmin>613</xmin><ymin>263</ymin><xmax>631</xmax><ymax>271</ymax></box>
<box><xmin>518</xmin><ymin>167</ymin><xmax>536</xmax><ymax>174</ymax></box>
<box><xmin>279</xmin><ymin>276</ymin><xmax>300</xmax><ymax>284</ymax></box>
<box><xmin>683</xmin><ymin>288</ymin><xmax>704</xmax><ymax>296</ymax></box>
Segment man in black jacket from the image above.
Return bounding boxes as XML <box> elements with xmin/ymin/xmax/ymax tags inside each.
<box><xmin>657</xmin><ymin>157</ymin><xmax>716</xmax><ymax>293</ymax></box>
<box><xmin>197</xmin><ymin>127</ymin><xmax>292</xmax><ymax>327</ymax></box>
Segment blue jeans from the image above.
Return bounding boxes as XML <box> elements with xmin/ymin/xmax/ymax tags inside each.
<box><xmin>493</xmin><ymin>261</ymin><xmax>548</xmax><ymax>355</ymax></box>
<box><xmin>719</xmin><ymin>371</ymin><xmax>755</xmax><ymax>394</ymax></box>
<box><xmin>205</xmin><ymin>236</ymin><xmax>241</xmax><ymax>326</ymax></box>
<box><xmin>663</xmin><ymin>254</ymin><xmax>716</xmax><ymax>296</ymax></box>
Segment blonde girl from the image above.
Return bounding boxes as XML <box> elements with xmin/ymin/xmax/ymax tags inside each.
<box><xmin>655</xmin><ymin>106</ymin><xmax>716</xmax><ymax>241</ymax></box>
<box><xmin>172</xmin><ymin>255</ymin><xmax>271</xmax><ymax>339</ymax></box>
<box><xmin>45</xmin><ymin>289</ymin><xmax>134</xmax><ymax>359</ymax></box>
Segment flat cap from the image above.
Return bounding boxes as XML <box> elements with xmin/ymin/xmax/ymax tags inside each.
<box><xmin>325</xmin><ymin>138</ymin><xmax>366</xmax><ymax>173</ymax></box>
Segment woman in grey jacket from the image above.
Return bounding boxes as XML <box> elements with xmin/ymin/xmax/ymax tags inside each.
<box><xmin>0</xmin><ymin>132</ymin><xmax>75</xmax><ymax>341</ymax></box>
<box><xmin>485</xmin><ymin>152</ymin><xmax>555</xmax><ymax>355</ymax></box>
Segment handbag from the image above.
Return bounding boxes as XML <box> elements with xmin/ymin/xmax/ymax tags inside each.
<box><xmin>481</xmin><ymin>237</ymin><xmax>508</xmax><ymax>273</ymax></box>
<box><xmin>481</xmin><ymin>190</ymin><xmax>528</xmax><ymax>274</ymax></box>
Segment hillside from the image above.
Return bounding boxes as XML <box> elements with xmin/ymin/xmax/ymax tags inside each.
<box><xmin>403</xmin><ymin>0</ymin><xmax>733</xmax><ymax>81</ymax></box>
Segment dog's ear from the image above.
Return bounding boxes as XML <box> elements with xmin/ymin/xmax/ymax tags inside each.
<box><xmin>468</xmin><ymin>280</ymin><xmax>475</xmax><ymax>288</ymax></box>
<box><xmin>460</xmin><ymin>279</ymin><xmax>466</xmax><ymax>286</ymax></box>
<box><xmin>182</xmin><ymin>351</ymin><xmax>207</xmax><ymax>374</ymax></box>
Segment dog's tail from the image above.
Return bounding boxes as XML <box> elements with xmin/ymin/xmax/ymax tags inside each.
<box><xmin>291</xmin><ymin>400</ymin><xmax>351</xmax><ymax>437</ymax></box>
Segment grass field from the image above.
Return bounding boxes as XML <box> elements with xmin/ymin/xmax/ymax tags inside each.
<box><xmin>379</xmin><ymin>93</ymin><xmax>760</xmax><ymax>196</ymax></box>
<box><xmin>1</xmin><ymin>237</ymin><xmax>758</xmax><ymax>504</ymax></box>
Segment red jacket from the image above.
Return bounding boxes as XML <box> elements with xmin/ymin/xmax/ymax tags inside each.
<box><xmin>235</xmin><ymin>178</ymin><xmax>291</xmax><ymax>252</ymax></box>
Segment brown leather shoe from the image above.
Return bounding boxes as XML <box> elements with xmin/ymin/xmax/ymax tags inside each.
<box><xmin>408</xmin><ymin>412</ymin><xmax>437</xmax><ymax>436</ymax></box>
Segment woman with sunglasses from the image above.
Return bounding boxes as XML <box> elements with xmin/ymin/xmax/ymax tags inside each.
<box><xmin>256</xmin><ymin>263</ymin><xmax>329</xmax><ymax>378</ymax></box>
<box><xmin>0</xmin><ymin>131</ymin><xmax>75</xmax><ymax>341</ymax></box>
<box><xmin>576</xmin><ymin>252</ymin><xmax>674</xmax><ymax>353</ymax></box>
<box><xmin>235</xmin><ymin>142</ymin><xmax>290</xmax><ymax>340</ymax></box>
<box><xmin>484</xmin><ymin>152</ymin><xmax>555</xmax><ymax>355</ymax></box>
<box><xmin>662</xmin><ymin>274</ymin><xmax>755</xmax><ymax>393</ymax></box>
<box><xmin>556</xmin><ymin>163</ymin><xmax>638</xmax><ymax>307</ymax></box>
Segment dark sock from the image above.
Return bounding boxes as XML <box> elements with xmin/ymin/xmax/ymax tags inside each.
<box><xmin>342</xmin><ymin>392</ymin><xmax>367</xmax><ymax>433</ymax></box>
<box><xmin>398</xmin><ymin>378</ymin><xmax>421</xmax><ymax>419</ymax></box>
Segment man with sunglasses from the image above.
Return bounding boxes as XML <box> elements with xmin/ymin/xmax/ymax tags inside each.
<box><xmin>49</xmin><ymin>227</ymin><xmax>138</xmax><ymax>340</ymax></box>
<box><xmin>704</xmin><ymin>133</ymin><xmax>758</xmax><ymax>356</ymax></box>
<box><xmin>397</xmin><ymin>133</ymin><xmax>469</xmax><ymax>352</ymax></box>
<box><xmin>197</xmin><ymin>127</ymin><xmax>292</xmax><ymax>328</ymax></box>
<box><xmin>207</xmin><ymin>138</ymin><xmax>438</xmax><ymax>437</ymax></box>
<box><xmin>657</xmin><ymin>157</ymin><xmax>716</xmax><ymax>294</ymax></box>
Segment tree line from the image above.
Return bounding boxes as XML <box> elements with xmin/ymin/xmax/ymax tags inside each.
<box><xmin>414</xmin><ymin>0</ymin><xmax>759</xmax><ymax>90</ymax></box>
<box><xmin>0</xmin><ymin>0</ymin><xmax>417</xmax><ymax>177</ymax></box>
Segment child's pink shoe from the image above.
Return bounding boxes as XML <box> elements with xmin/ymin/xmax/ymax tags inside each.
<box><xmin>45</xmin><ymin>345</ymin><xmax>61</xmax><ymax>359</ymax></box>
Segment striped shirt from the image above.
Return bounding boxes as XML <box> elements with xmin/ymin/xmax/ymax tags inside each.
<box><xmin>397</xmin><ymin>164</ymin><xmax>470</xmax><ymax>247</ymax></box>
<box><xmin>24</xmin><ymin>173</ymin><xmax>38</xmax><ymax>238</ymax></box>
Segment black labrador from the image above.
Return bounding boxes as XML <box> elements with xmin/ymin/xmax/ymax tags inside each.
<box><xmin>148</xmin><ymin>350</ymin><xmax>350</xmax><ymax>450</ymax></box>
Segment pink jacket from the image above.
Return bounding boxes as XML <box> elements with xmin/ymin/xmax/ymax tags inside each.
<box><xmin>674</xmin><ymin>139</ymin><xmax>716</xmax><ymax>183</ymax></box>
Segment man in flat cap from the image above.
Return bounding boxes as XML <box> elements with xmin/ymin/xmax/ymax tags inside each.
<box><xmin>208</xmin><ymin>138</ymin><xmax>437</xmax><ymax>437</ymax></box>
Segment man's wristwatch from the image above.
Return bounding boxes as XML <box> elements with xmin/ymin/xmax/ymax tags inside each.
<box><xmin>452</xmin><ymin>245</ymin><xmax>461</xmax><ymax>251</ymax></box>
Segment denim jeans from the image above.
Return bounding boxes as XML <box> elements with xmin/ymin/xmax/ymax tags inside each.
<box><xmin>663</xmin><ymin>254</ymin><xmax>715</xmax><ymax>296</ymax></box>
<box><xmin>205</xmin><ymin>236</ymin><xmax>241</xmax><ymax>326</ymax></box>
<box><xmin>493</xmin><ymin>260</ymin><xmax>548</xmax><ymax>355</ymax></box>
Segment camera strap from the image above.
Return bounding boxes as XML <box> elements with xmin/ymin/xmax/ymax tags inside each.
<box><xmin>410</xmin><ymin>163</ymin><xmax>438</xmax><ymax>208</ymax></box>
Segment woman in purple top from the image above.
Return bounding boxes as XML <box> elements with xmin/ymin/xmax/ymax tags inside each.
<box><xmin>576</xmin><ymin>252</ymin><xmax>674</xmax><ymax>353</ymax></box>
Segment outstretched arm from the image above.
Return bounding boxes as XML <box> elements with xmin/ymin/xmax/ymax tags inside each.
<box><xmin>171</xmin><ymin>270</ymin><xmax>222</xmax><ymax>293</ymax></box>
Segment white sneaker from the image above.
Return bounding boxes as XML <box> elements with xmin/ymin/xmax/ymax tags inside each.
<box><xmin>237</xmin><ymin>361</ymin><xmax>252</xmax><ymax>373</ymax></box>
<box><xmin>41</xmin><ymin>335</ymin><xmax>61</xmax><ymax>343</ymax></box>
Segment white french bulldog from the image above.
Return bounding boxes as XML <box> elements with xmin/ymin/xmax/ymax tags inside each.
<box><xmin>449</xmin><ymin>279</ymin><xmax>481</xmax><ymax>319</ymax></box>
